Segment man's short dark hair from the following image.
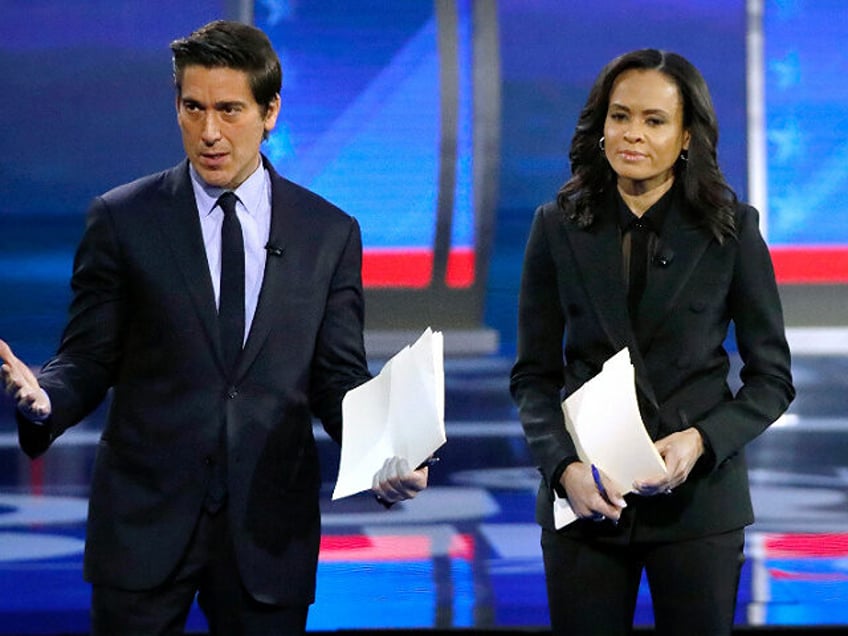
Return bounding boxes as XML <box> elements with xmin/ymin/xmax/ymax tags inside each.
<box><xmin>170</xmin><ymin>20</ymin><xmax>282</xmax><ymax>114</ymax></box>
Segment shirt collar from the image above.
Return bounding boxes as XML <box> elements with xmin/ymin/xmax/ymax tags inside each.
<box><xmin>616</xmin><ymin>181</ymin><xmax>676</xmax><ymax>234</ymax></box>
<box><xmin>190</xmin><ymin>159</ymin><xmax>268</xmax><ymax>218</ymax></box>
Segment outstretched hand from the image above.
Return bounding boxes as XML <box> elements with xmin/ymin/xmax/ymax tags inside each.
<box><xmin>371</xmin><ymin>456</ymin><xmax>429</xmax><ymax>505</ymax></box>
<box><xmin>0</xmin><ymin>339</ymin><xmax>51</xmax><ymax>421</ymax></box>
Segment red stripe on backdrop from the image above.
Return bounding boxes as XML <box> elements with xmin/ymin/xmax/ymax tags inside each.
<box><xmin>446</xmin><ymin>247</ymin><xmax>476</xmax><ymax>288</ymax></box>
<box><xmin>362</xmin><ymin>248</ymin><xmax>433</xmax><ymax>288</ymax></box>
<box><xmin>763</xmin><ymin>533</ymin><xmax>848</xmax><ymax>558</ymax></box>
<box><xmin>319</xmin><ymin>534</ymin><xmax>432</xmax><ymax>561</ymax></box>
<box><xmin>362</xmin><ymin>248</ymin><xmax>477</xmax><ymax>288</ymax></box>
<box><xmin>770</xmin><ymin>246</ymin><xmax>848</xmax><ymax>283</ymax></box>
<box><xmin>363</xmin><ymin>246</ymin><xmax>848</xmax><ymax>286</ymax></box>
<box><xmin>30</xmin><ymin>457</ymin><xmax>44</xmax><ymax>496</ymax></box>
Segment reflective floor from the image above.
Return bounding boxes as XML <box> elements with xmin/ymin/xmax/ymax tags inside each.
<box><xmin>1</xmin><ymin>349</ymin><xmax>847</xmax><ymax>634</ymax></box>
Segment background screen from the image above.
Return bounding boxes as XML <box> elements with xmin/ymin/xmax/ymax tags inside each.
<box><xmin>0</xmin><ymin>0</ymin><xmax>844</xmax><ymax>361</ymax></box>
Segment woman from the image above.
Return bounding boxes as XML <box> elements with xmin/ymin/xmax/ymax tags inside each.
<box><xmin>509</xmin><ymin>49</ymin><xmax>794</xmax><ymax>635</ymax></box>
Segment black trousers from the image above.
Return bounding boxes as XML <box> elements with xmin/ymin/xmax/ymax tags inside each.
<box><xmin>541</xmin><ymin>527</ymin><xmax>745</xmax><ymax>636</ymax></box>
<box><xmin>91</xmin><ymin>507</ymin><xmax>309</xmax><ymax>635</ymax></box>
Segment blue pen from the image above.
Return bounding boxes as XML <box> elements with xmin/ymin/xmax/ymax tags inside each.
<box><xmin>591</xmin><ymin>464</ymin><xmax>609</xmax><ymax>502</ymax></box>
<box><xmin>591</xmin><ymin>464</ymin><xmax>620</xmax><ymax>526</ymax></box>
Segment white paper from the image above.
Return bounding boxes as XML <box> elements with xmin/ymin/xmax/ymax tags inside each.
<box><xmin>553</xmin><ymin>348</ymin><xmax>667</xmax><ymax>528</ymax></box>
<box><xmin>332</xmin><ymin>327</ymin><xmax>446</xmax><ymax>500</ymax></box>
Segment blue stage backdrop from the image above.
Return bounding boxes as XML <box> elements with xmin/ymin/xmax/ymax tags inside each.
<box><xmin>763</xmin><ymin>0</ymin><xmax>848</xmax><ymax>284</ymax></box>
<box><xmin>491</xmin><ymin>0</ymin><xmax>749</xmax><ymax>350</ymax></box>
<box><xmin>255</xmin><ymin>0</ymin><xmax>502</xmax><ymax>333</ymax></box>
<box><xmin>0</xmin><ymin>0</ymin><xmax>843</xmax><ymax>361</ymax></box>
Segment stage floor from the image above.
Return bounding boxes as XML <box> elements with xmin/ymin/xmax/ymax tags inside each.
<box><xmin>1</xmin><ymin>351</ymin><xmax>847</xmax><ymax>634</ymax></box>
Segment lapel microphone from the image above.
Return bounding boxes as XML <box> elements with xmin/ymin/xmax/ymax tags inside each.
<box><xmin>265</xmin><ymin>243</ymin><xmax>284</xmax><ymax>257</ymax></box>
<box><xmin>652</xmin><ymin>245</ymin><xmax>674</xmax><ymax>268</ymax></box>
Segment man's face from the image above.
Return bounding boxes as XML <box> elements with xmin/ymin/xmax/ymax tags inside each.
<box><xmin>176</xmin><ymin>65</ymin><xmax>280</xmax><ymax>190</ymax></box>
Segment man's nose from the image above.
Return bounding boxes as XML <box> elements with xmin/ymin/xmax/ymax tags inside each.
<box><xmin>201</xmin><ymin>113</ymin><xmax>221</xmax><ymax>144</ymax></box>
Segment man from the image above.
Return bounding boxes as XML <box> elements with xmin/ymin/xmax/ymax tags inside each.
<box><xmin>0</xmin><ymin>20</ymin><xmax>427</xmax><ymax>635</ymax></box>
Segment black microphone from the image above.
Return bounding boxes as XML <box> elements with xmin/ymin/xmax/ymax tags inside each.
<box><xmin>265</xmin><ymin>243</ymin><xmax>284</xmax><ymax>257</ymax></box>
<box><xmin>652</xmin><ymin>244</ymin><xmax>674</xmax><ymax>268</ymax></box>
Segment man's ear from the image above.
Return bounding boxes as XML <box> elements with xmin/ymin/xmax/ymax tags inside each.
<box><xmin>264</xmin><ymin>94</ymin><xmax>281</xmax><ymax>133</ymax></box>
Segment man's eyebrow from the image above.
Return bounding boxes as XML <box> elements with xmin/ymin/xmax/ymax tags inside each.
<box><xmin>214</xmin><ymin>100</ymin><xmax>247</xmax><ymax>109</ymax></box>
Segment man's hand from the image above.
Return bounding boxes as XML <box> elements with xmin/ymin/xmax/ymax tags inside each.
<box><xmin>371</xmin><ymin>456</ymin><xmax>429</xmax><ymax>505</ymax></box>
<box><xmin>0</xmin><ymin>339</ymin><xmax>51</xmax><ymax>421</ymax></box>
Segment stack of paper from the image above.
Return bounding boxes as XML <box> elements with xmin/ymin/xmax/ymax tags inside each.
<box><xmin>332</xmin><ymin>327</ymin><xmax>446</xmax><ymax>500</ymax></box>
<box><xmin>554</xmin><ymin>348</ymin><xmax>667</xmax><ymax>528</ymax></box>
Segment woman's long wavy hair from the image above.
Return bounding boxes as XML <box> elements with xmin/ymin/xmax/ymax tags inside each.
<box><xmin>557</xmin><ymin>49</ymin><xmax>737</xmax><ymax>243</ymax></box>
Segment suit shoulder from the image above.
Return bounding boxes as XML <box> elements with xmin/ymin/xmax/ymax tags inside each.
<box><xmin>536</xmin><ymin>200</ymin><xmax>560</xmax><ymax>216</ymax></box>
<box><xmin>534</xmin><ymin>199</ymin><xmax>579</xmax><ymax>235</ymax></box>
<box><xmin>734</xmin><ymin>200</ymin><xmax>759</xmax><ymax>222</ymax></box>
<box><xmin>534</xmin><ymin>200</ymin><xmax>565</xmax><ymax>223</ymax></box>
<box><xmin>273</xmin><ymin>176</ymin><xmax>354</xmax><ymax>226</ymax></box>
<box><xmin>97</xmin><ymin>163</ymin><xmax>186</xmax><ymax>208</ymax></box>
<box><xmin>731</xmin><ymin>201</ymin><xmax>764</xmax><ymax>238</ymax></box>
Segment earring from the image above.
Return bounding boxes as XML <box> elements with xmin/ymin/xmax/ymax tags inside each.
<box><xmin>599</xmin><ymin>136</ymin><xmax>605</xmax><ymax>151</ymax></box>
<box><xmin>679</xmin><ymin>149</ymin><xmax>688</xmax><ymax>162</ymax></box>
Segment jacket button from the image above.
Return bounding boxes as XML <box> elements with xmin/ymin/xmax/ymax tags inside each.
<box><xmin>227</xmin><ymin>387</ymin><xmax>238</xmax><ymax>399</ymax></box>
<box><xmin>204</xmin><ymin>456</ymin><xmax>214</xmax><ymax>465</ymax></box>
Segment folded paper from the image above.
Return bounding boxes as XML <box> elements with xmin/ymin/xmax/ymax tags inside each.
<box><xmin>554</xmin><ymin>347</ymin><xmax>667</xmax><ymax>528</ymax></box>
<box><xmin>332</xmin><ymin>327</ymin><xmax>446</xmax><ymax>500</ymax></box>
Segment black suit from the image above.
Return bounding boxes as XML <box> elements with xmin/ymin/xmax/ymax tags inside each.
<box><xmin>510</xmin><ymin>189</ymin><xmax>794</xmax><ymax>633</ymax></box>
<box><xmin>18</xmin><ymin>158</ymin><xmax>371</xmax><ymax>608</ymax></box>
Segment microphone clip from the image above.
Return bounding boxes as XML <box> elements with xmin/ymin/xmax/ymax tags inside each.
<box><xmin>652</xmin><ymin>246</ymin><xmax>674</xmax><ymax>268</ymax></box>
<box><xmin>265</xmin><ymin>243</ymin><xmax>284</xmax><ymax>258</ymax></box>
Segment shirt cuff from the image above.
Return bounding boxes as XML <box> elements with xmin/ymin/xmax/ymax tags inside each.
<box><xmin>20</xmin><ymin>389</ymin><xmax>52</xmax><ymax>425</ymax></box>
<box><xmin>691</xmin><ymin>423</ymin><xmax>716</xmax><ymax>469</ymax></box>
<box><xmin>551</xmin><ymin>455</ymin><xmax>580</xmax><ymax>498</ymax></box>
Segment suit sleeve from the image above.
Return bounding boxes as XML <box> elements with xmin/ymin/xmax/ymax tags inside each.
<box><xmin>308</xmin><ymin>216</ymin><xmax>371</xmax><ymax>445</ymax></box>
<box><xmin>19</xmin><ymin>197</ymin><xmax>125</xmax><ymax>457</ymax></box>
<box><xmin>695</xmin><ymin>205</ymin><xmax>795</xmax><ymax>467</ymax></box>
<box><xmin>510</xmin><ymin>206</ymin><xmax>579</xmax><ymax>492</ymax></box>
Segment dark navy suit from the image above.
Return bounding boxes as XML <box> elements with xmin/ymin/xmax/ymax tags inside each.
<box><xmin>19</xmin><ymin>157</ymin><xmax>371</xmax><ymax>607</ymax></box>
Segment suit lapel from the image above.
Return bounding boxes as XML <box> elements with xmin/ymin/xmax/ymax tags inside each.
<box><xmin>153</xmin><ymin>162</ymin><xmax>222</xmax><ymax>362</ymax></box>
<box><xmin>564</xmin><ymin>193</ymin><xmax>632</xmax><ymax>354</ymax></box>
<box><xmin>565</xmin><ymin>192</ymin><xmax>659</xmax><ymax>410</ymax></box>
<box><xmin>636</xmin><ymin>196</ymin><xmax>712</xmax><ymax>352</ymax></box>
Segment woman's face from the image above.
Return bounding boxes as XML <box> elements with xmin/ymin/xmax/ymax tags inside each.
<box><xmin>602</xmin><ymin>68</ymin><xmax>690</xmax><ymax>194</ymax></box>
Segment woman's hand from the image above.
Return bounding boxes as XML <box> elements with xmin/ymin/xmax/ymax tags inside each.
<box><xmin>634</xmin><ymin>428</ymin><xmax>704</xmax><ymax>495</ymax></box>
<box><xmin>561</xmin><ymin>462</ymin><xmax>627</xmax><ymax>523</ymax></box>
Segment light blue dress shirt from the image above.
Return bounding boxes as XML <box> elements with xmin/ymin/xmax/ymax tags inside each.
<box><xmin>190</xmin><ymin>162</ymin><xmax>272</xmax><ymax>345</ymax></box>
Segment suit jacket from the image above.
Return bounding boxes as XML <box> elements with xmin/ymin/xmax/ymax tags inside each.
<box><xmin>510</xmin><ymin>187</ymin><xmax>794</xmax><ymax>541</ymax></box>
<box><xmin>18</xmin><ymin>158</ymin><xmax>371</xmax><ymax>605</ymax></box>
